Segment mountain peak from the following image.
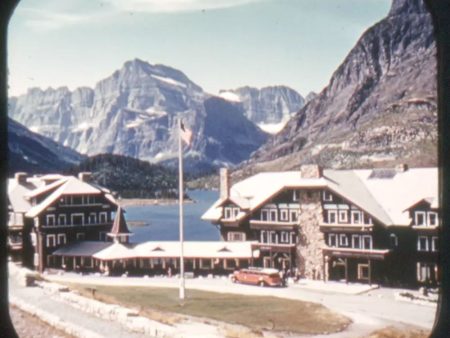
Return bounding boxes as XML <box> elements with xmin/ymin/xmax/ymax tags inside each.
<box><xmin>388</xmin><ymin>0</ymin><xmax>429</xmax><ymax>17</ymax></box>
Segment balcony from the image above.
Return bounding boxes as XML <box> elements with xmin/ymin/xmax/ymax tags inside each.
<box><xmin>323</xmin><ymin>247</ymin><xmax>390</xmax><ymax>260</ymax></box>
<box><xmin>319</xmin><ymin>222</ymin><xmax>373</xmax><ymax>232</ymax></box>
<box><xmin>41</xmin><ymin>222</ymin><xmax>111</xmax><ymax>229</ymax></box>
<box><xmin>250</xmin><ymin>220</ymin><xmax>298</xmax><ymax>230</ymax></box>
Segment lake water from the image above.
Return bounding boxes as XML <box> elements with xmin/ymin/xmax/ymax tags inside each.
<box><xmin>125</xmin><ymin>190</ymin><xmax>221</xmax><ymax>242</ymax></box>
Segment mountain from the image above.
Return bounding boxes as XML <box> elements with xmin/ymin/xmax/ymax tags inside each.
<box><xmin>218</xmin><ymin>86</ymin><xmax>305</xmax><ymax>134</ymax></box>
<box><xmin>9</xmin><ymin>59</ymin><xmax>267</xmax><ymax>172</ymax></box>
<box><xmin>7</xmin><ymin>118</ymin><xmax>84</xmax><ymax>174</ymax></box>
<box><xmin>247</xmin><ymin>0</ymin><xmax>436</xmax><ymax>172</ymax></box>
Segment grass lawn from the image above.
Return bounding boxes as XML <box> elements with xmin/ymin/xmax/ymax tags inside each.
<box><xmin>66</xmin><ymin>283</ymin><xmax>350</xmax><ymax>335</ymax></box>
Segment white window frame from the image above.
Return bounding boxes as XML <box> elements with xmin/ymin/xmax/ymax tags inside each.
<box><xmin>417</xmin><ymin>262</ymin><xmax>431</xmax><ymax>282</ymax></box>
<box><xmin>323</xmin><ymin>190</ymin><xmax>333</xmax><ymax>202</ymax></box>
<box><xmin>261</xmin><ymin>209</ymin><xmax>269</xmax><ymax>221</ymax></box>
<box><xmin>293</xmin><ymin>190</ymin><xmax>299</xmax><ymax>201</ymax></box>
<box><xmin>46</xmin><ymin>234</ymin><xmax>56</xmax><ymax>248</ymax></box>
<box><xmin>290</xmin><ymin>232</ymin><xmax>296</xmax><ymax>244</ymax></box>
<box><xmin>99</xmin><ymin>212</ymin><xmax>107</xmax><ymax>224</ymax></box>
<box><xmin>362</xmin><ymin>235</ymin><xmax>372</xmax><ymax>250</ymax></box>
<box><xmin>227</xmin><ymin>232</ymin><xmax>245</xmax><ymax>241</ymax></box>
<box><xmin>290</xmin><ymin>209</ymin><xmax>298</xmax><ymax>222</ymax></box>
<box><xmin>57</xmin><ymin>233</ymin><xmax>66</xmax><ymax>245</ymax></box>
<box><xmin>327</xmin><ymin>210</ymin><xmax>337</xmax><ymax>224</ymax></box>
<box><xmin>357</xmin><ymin>264</ymin><xmax>369</xmax><ymax>280</ymax></box>
<box><xmin>352</xmin><ymin>234</ymin><xmax>361</xmax><ymax>249</ymax></box>
<box><xmin>58</xmin><ymin>214</ymin><xmax>66</xmax><ymax>226</ymax></box>
<box><xmin>338</xmin><ymin>210</ymin><xmax>348</xmax><ymax>223</ymax></box>
<box><xmin>328</xmin><ymin>233</ymin><xmax>338</xmax><ymax>247</ymax></box>
<box><xmin>46</xmin><ymin>214</ymin><xmax>56</xmax><ymax>226</ymax></box>
<box><xmin>339</xmin><ymin>234</ymin><xmax>348</xmax><ymax>247</ymax></box>
<box><xmin>417</xmin><ymin>236</ymin><xmax>429</xmax><ymax>251</ymax></box>
<box><xmin>428</xmin><ymin>212</ymin><xmax>438</xmax><ymax>226</ymax></box>
<box><xmin>224</xmin><ymin>207</ymin><xmax>233</xmax><ymax>219</ymax></box>
<box><xmin>71</xmin><ymin>213</ymin><xmax>85</xmax><ymax>226</ymax></box>
<box><xmin>280</xmin><ymin>231</ymin><xmax>289</xmax><ymax>243</ymax></box>
<box><xmin>233</xmin><ymin>207</ymin><xmax>240</xmax><ymax>218</ymax></box>
<box><xmin>88</xmin><ymin>212</ymin><xmax>97</xmax><ymax>224</ymax></box>
<box><xmin>270</xmin><ymin>231</ymin><xmax>278</xmax><ymax>244</ymax></box>
<box><xmin>415</xmin><ymin>211</ymin><xmax>426</xmax><ymax>226</ymax></box>
<box><xmin>351</xmin><ymin>210</ymin><xmax>362</xmax><ymax>224</ymax></box>
<box><xmin>260</xmin><ymin>230</ymin><xmax>267</xmax><ymax>243</ymax></box>
<box><xmin>431</xmin><ymin>236</ymin><xmax>438</xmax><ymax>252</ymax></box>
<box><xmin>280</xmin><ymin>209</ymin><xmax>289</xmax><ymax>222</ymax></box>
<box><xmin>390</xmin><ymin>233</ymin><xmax>398</xmax><ymax>247</ymax></box>
<box><xmin>269</xmin><ymin>209</ymin><xmax>278</xmax><ymax>222</ymax></box>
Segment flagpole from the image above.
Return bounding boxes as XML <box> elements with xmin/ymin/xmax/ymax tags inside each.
<box><xmin>178</xmin><ymin>118</ymin><xmax>185</xmax><ymax>300</ymax></box>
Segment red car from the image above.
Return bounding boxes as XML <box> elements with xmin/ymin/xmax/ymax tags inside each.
<box><xmin>230</xmin><ymin>267</ymin><xmax>283</xmax><ymax>287</ymax></box>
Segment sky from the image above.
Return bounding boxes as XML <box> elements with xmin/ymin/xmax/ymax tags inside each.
<box><xmin>8</xmin><ymin>0</ymin><xmax>391</xmax><ymax>97</ymax></box>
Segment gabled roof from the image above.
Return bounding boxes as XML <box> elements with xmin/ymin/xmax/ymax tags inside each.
<box><xmin>25</xmin><ymin>177</ymin><xmax>68</xmax><ymax>198</ymax></box>
<box><xmin>108</xmin><ymin>206</ymin><xmax>132</xmax><ymax>237</ymax></box>
<box><xmin>202</xmin><ymin>167</ymin><xmax>438</xmax><ymax>227</ymax></box>
<box><xmin>25</xmin><ymin>176</ymin><xmax>114</xmax><ymax>218</ymax></box>
<box><xmin>8</xmin><ymin>178</ymin><xmax>37</xmax><ymax>213</ymax></box>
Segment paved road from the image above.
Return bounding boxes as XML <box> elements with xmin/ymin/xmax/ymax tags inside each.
<box><xmin>44</xmin><ymin>273</ymin><xmax>437</xmax><ymax>337</ymax></box>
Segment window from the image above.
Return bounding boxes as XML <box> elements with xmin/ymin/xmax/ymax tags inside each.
<box><xmin>200</xmin><ymin>259</ymin><xmax>212</xmax><ymax>269</ymax></box>
<box><xmin>99</xmin><ymin>231</ymin><xmax>107</xmax><ymax>241</ymax></box>
<box><xmin>224</xmin><ymin>207</ymin><xmax>232</xmax><ymax>219</ymax></box>
<box><xmin>290</xmin><ymin>232</ymin><xmax>297</xmax><ymax>244</ymax></box>
<box><xmin>270</xmin><ymin>210</ymin><xmax>277</xmax><ymax>222</ymax></box>
<box><xmin>415</xmin><ymin>211</ymin><xmax>426</xmax><ymax>226</ymax></box>
<box><xmin>99</xmin><ymin>212</ymin><xmax>107</xmax><ymax>223</ymax></box>
<box><xmin>46</xmin><ymin>214</ymin><xmax>55</xmax><ymax>226</ymax></box>
<box><xmin>323</xmin><ymin>191</ymin><xmax>333</xmax><ymax>202</ymax></box>
<box><xmin>357</xmin><ymin>264</ymin><xmax>369</xmax><ymax>280</ymax></box>
<box><xmin>280</xmin><ymin>209</ymin><xmax>289</xmax><ymax>222</ymax></box>
<box><xmin>417</xmin><ymin>262</ymin><xmax>432</xmax><ymax>282</ymax></box>
<box><xmin>233</xmin><ymin>208</ymin><xmax>239</xmax><ymax>218</ymax></box>
<box><xmin>327</xmin><ymin>210</ymin><xmax>337</xmax><ymax>224</ymax></box>
<box><xmin>339</xmin><ymin>234</ymin><xmax>348</xmax><ymax>247</ymax></box>
<box><xmin>261</xmin><ymin>230</ymin><xmax>268</xmax><ymax>243</ymax></box>
<box><xmin>428</xmin><ymin>212</ymin><xmax>438</xmax><ymax>226</ymax></box>
<box><xmin>76</xmin><ymin>233</ymin><xmax>85</xmax><ymax>240</ymax></box>
<box><xmin>293</xmin><ymin>190</ymin><xmax>299</xmax><ymax>201</ymax></box>
<box><xmin>57</xmin><ymin>234</ymin><xmax>66</xmax><ymax>245</ymax></box>
<box><xmin>352</xmin><ymin>235</ymin><xmax>361</xmax><ymax>249</ymax></box>
<box><xmin>362</xmin><ymin>235</ymin><xmax>372</xmax><ymax>250</ymax></box>
<box><xmin>351</xmin><ymin>211</ymin><xmax>361</xmax><ymax>224</ymax></box>
<box><xmin>431</xmin><ymin>236</ymin><xmax>438</xmax><ymax>252</ymax></box>
<box><xmin>58</xmin><ymin>214</ymin><xmax>66</xmax><ymax>225</ymax></box>
<box><xmin>328</xmin><ymin>234</ymin><xmax>337</xmax><ymax>247</ymax></box>
<box><xmin>225</xmin><ymin>259</ymin><xmax>236</xmax><ymax>269</ymax></box>
<box><xmin>280</xmin><ymin>231</ymin><xmax>289</xmax><ymax>243</ymax></box>
<box><xmin>290</xmin><ymin>209</ymin><xmax>298</xmax><ymax>222</ymax></box>
<box><xmin>270</xmin><ymin>231</ymin><xmax>278</xmax><ymax>244</ymax></box>
<box><xmin>46</xmin><ymin>234</ymin><xmax>56</xmax><ymax>248</ymax></box>
<box><xmin>89</xmin><ymin>213</ymin><xmax>97</xmax><ymax>224</ymax></box>
<box><xmin>261</xmin><ymin>209</ymin><xmax>269</xmax><ymax>221</ymax></box>
<box><xmin>390</xmin><ymin>234</ymin><xmax>398</xmax><ymax>248</ymax></box>
<box><xmin>71</xmin><ymin>213</ymin><xmax>84</xmax><ymax>226</ymax></box>
<box><xmin>417</xmin><ymin>236</ymin><xmax>429</xmax><ymax>251</ymax></box>
<box><xmin>227</xmin><ymin>232</ymin><xmax>245</xmax><ymax>241</ymax></box>
<box><xmin>338</xmin><ymin>210</ymin><xmax>348</xmax><ymax>223</ymax></box>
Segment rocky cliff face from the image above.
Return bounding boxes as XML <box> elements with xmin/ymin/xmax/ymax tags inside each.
<box><xmin>9</xmin><ymin>59</ymin><xmax>267</xmax><ymax>172</ymax></box>
<box><xmin>219</xmin><ymin>86</ymin><xmax>305</xmax><ymax>134</ymax></box>
<box><xmin>7</xmin><ymin>118</ymin><xmax>84</xmax><ymax>174</ymax></box>
<box><xmin>248</xmin><ymin>0</ymin><xmax>436</xmax><ymax>171</ymax></box>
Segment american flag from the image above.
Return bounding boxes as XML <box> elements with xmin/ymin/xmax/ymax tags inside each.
<box><xmin>180</xmin><ymin>121</ymin><xmax>193</xmax><ymax>145</ymax></box>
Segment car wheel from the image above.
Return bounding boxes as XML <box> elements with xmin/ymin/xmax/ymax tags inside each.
<box><xmin>259</xmin><ymin>281</ymin><xmax>265</xmax><ymax>287</ymax></box>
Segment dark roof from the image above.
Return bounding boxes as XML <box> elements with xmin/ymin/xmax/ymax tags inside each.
<box><xmin>52</xmin><ymin>241</ymin><xmax>111</xmax><ymax>257</ymax></box>
<box><xmin>108</xmin><ymin>206</ymin><xmax>132</xmax><ymax>237</ymax></box>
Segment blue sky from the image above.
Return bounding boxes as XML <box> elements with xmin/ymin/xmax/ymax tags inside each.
<box><xmin>8</xmin><ymin>0</ymin><xmax>391</xmax><ymax>97</ymax></box>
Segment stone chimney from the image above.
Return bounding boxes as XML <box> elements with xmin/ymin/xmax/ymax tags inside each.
<box><xmin>300</xmin><ymin>164</ymin><xmax>322</xmax><ymax>179</ymax></box>
<box><xmin>395</xmin><ymin>164</ymin><xmax>408</xmax><ymax>173</ymax></box>
<box><xmin>78</xmin><ymin>172</ymin><xmax>92</xmax><ymax>182</ymax></box>
<box><xmin>15</xmin><ymin>172</ymin><xmax>28</xmax><ymax>185</ymax></box>
<box><xmin>220</xmin><ymin>168</ymin><xmax>230</xmax><ymax>200</ymax></box>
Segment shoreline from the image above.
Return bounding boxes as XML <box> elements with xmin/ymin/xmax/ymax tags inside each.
<box><xmin>118</xmin><ymin>198</ymin><xmax>194</xmax><ymax>207</ymax></box>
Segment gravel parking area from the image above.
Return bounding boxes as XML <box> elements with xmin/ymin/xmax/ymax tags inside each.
<box><xmin>10</xmin><ymin>305</ymin><xmax>74</xmax><ymax>338</ymax></box>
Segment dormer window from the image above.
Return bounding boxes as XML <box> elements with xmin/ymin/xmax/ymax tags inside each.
<box><xmin>428</xmin><ymin>212</ymin><xmax>438</xmax><ymax>226</ymax></box>
<box><xmin>224</xmin><ymin>207</ymin><xmax>232</xmax><ymax>219</ymax></box>
<box><xmin>415</xmin><ymin>211</ymin><xmax>426</xmax><ymax>226</ymax></box>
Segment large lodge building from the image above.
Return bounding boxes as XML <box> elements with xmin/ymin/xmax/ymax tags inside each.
<box><xmin>202</xmin><ymin>165</ymin><xmax>439</xmax><ymax>287</ymax></box>
<box><xmin>7</xmin><ymin>165</ymin><xmax>440</xmax><ymax>287</ymax></box>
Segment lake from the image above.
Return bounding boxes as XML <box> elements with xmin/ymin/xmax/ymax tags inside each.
<box><xmin>125</xmin><ymin>190</ymin><xmax>221</xmax><ymax>242</ymax></box>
